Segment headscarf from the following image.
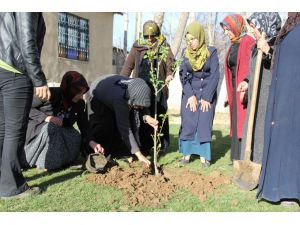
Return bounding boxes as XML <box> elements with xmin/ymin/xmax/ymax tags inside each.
<box><xmin>220</xmin><ymin>14</ymin><xmax>246</xmax><ymax>43</ymax></box>
<box><xmin>184</xmin><ymin>21</ymin><xmax>210</xmax><ymax>71</ymax></box>
<box><xmin>143</xmin><ymin>20</ymin><xmax>160</xmax><ymax>37</ymax></box>
<box><xmin>119</xmin><ymin>78</ymin><xmax>151</xmax><ymax>107</ymax></box>
<box><xmin>60</xmin><ymin>71</ymin><xmax>89</xmax><ymax>110</ymax></box>
<box><xmin>247</xmin><ymin>12</ymin><xmax>282</xmax><ymax>43</ymax></box>
<box><xmin>274</xmin><ymin>12</ymin><xmax>300</xmax><ymax>45</ymax></box>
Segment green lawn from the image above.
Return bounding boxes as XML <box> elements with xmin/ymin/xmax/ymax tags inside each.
<box><xmin>0</xmin><ymin>114</ymin><xmax>298</xmax><ymax>212</ymax></box>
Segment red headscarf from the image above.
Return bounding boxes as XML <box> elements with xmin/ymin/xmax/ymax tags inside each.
<box><xmin>220</xmin><ymin>14</ymin><xmax>246</xmax><ymax>43</ymax></box>
<box><xmin>60</xmin><ymin>71</ymin><xmax>89</xmax><ymax>110</ymax></box>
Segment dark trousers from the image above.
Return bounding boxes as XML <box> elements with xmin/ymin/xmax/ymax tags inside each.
<box><xmin>139</xmin><ymin>85</ymin><xmax>170</xmax><ymax>155</ymax></box>
<box><xmin>0</xmin><ymin>70</ymin><xmax>33</xmax><ymax>197</ymax></box>
<box><xmin>87</xmin><ymin>98</ymin><xmax>132</xmax><ymax>158</ymax></box>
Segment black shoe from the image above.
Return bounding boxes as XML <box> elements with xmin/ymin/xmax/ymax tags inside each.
<box><xmin>0</xmin><ymin>187</ymin><xmax>41</xmax><ymax>200</ymax></box>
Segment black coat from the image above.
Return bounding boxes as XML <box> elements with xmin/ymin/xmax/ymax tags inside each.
<box><xmin>25</xmin><ymin>87</ymin><xmax>88</xmax><ymax>145</ymax></box>
<box><xmin>0</xmin><ymin>12</ymin><xmax>47</xmax><ymax>87</ymax></box>
<box><xmin>240</xmin><ymin>46</ymin><xmax>272</xmax><ymax>164</ymax></box>
<box><xmin>179</xmin><ymin>47</ymin><xmax>220</xmax><ymax>142</ymax></box>
<box><xmin>257</xmin><ymin>22</ymin><xmax>300</xmax><ymax>202</ymax></box>
<box><xmin>89</xmin><ymin>75</ymin><xmax>149</xmax><ymax>154</ymax></box>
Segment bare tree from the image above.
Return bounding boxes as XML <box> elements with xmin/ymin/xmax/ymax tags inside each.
<box><xmin>207</xmin><ymin>12</ymin><xmax>219</xmax><ymax>46</ymax></box>
<box><xmin>123</xmin><ymin>13</ymin><xmax>128</xmax><ymax>57</ymax></box>
<box><xmin>154</xmin><ymin>12</ymin><xmax>165</xmax><ymax>29</ymax></box>
<box><xmin>171</xmin><ymin>12</ymin><xmax>189</xmax><ymax>58</ymax></box>
<box><xmin>189</xmin><ymin>12</ymin><xmax>197</xmax><ymax>23</ymax></box>
<box><xmin>134</xmin><ymin>12</ymin><xmax>142</xmax><ymax>40</ymax></box>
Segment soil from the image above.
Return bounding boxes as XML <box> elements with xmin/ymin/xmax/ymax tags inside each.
<box><xmin>87</xmin><ymin>162</ymin><xmax>231</xmax><ymax>208</ymax></box>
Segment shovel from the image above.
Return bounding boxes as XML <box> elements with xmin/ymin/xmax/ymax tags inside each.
<box><xmin>233</xmin><ymin>33</ymin><xmax>266</xmax><ymax>191</ymax></box>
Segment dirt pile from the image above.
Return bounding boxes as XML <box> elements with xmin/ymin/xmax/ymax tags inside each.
<box><xmin>87</xmin><ymin>162</ymin><xmax>231</xmax><ymax>207</ymax></box>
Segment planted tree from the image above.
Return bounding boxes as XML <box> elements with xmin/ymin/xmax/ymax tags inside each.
<box><xmin>142</xmin><ymin>38</ymin><xmax>182</xmax><ymax>175</ymax></box>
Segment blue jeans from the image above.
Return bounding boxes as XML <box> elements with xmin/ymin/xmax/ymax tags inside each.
<box><xmin>0</xmin><ymin>69</ymin><xmax>33</xmax><ymax>197</ymax></box>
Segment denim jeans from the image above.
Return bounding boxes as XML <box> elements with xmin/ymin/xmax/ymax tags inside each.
<box><xmin>0</xmin><ymin>69</ymin><xmax>33</xmax><ymax>197</ymax></box>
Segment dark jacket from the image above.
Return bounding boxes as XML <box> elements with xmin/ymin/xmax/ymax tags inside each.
<box><xmin>90</xmin><ymin>75</ymin><xmax>149</xmax><ymax>154</ymax></box>
<box><xmin>257</xmin><ymin>22</ymin><xmax>300</xmax><ymax>202</ymax></box>
<box><xmin>121</xmin><ymin>39</ymin><xmax>175</xmax><ymax>107</ymax></box>
<box><xmin>179</xmin><ymin>47</ymin><xmax>220</xmax><ymax>142</ymax></box>
<box><xmin>240</xmin><ymin>46</ymin><xmax>273</xmax><ymax>164</ymax></box>
<box><xmin>26</xmin><ymin>87</ymin><xmax>88</xmax><ymax>145</ymax></box>
<box><xmin>0</xmin><ymin>12</ymin><xmax>46</xmax><ymax>87</ymax></box>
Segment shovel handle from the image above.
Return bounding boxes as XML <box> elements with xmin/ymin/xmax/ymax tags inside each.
<box><xmin>244</xmin><ymin>33</ymin><xmax>266</xmax><ymax>161</ymax></box>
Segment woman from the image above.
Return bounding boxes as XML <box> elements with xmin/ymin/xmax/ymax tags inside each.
<box><xmin>22</xmin><ymin>71</ymin><xmax>90</xmax><ymax>171</ymax></box>
<box><xmin>0</xmin><ymin>12</ymin><xmax>50</xmax><ymax>199</ymax></box>
<box><xmin>121</xmin><ymin>20</ymin><xmax>175</xmax><ymax>154</ymax></box>
<box><xmin>238</xmin><ymin>13</ymin><xmax>282</xmax><ymax>164</ymax></box>
<box><xmin>87</xmin><ymin>74</ymin><xmax>158</xmax><ymax>167</ymax></box>
<box><xmin>179</xmin><ymin>21</ymin><xmax>220</xmax><ymax>167</ymax></box>
<box><xmin>257</xmin><ymin>13</ymin><xmax>300</xmax><ymax>205</ymax></box>
<box><xmin>220</xmin><ymin>14</ymin><xmax>255</xmax><ymax>163</ymax></box>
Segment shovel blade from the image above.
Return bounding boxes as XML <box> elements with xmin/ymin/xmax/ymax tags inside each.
<box><xmin>233</xmin><ymin>160</ymin><xmax>262</xmax><ymax>191</ymax></box>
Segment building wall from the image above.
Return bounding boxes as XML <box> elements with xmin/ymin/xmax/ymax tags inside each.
<box><xmin>41</xmin><ymin>12</ymin><xmax>114</xmax><ymax>84</ymax></box>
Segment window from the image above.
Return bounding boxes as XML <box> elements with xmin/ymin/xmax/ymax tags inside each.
<box><xmin>58</xmin><ymin>12</ymin><xmax>89</xmax><ymax>61</ymax></box>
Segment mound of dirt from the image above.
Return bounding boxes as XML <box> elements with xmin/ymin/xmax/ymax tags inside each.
<box><xmin>87</xmin><ymin>162</ymin><xmax>231</xmax><ymax>207</ymax></box>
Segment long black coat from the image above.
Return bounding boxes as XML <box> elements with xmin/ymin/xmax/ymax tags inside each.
<box><xmin>25</xmin><ymin>87</ymin><xmax>88</xmax><ymax>145</ymax></box>
<box><xmin>89</xmin><ymin>75</ymin><xmax>149</xmax><ymax>155</ymax></box>
<box><xmin>257</xmin><ymin>23</ymin><xmax>300</xmax><ymax>202</ymax></box>
<box><xmin>241</xmin><ymin>46</ymin><xmax>272</xmax><ymax>163</ymax></box>
<box><xmin>179</xmin><ymin>47</ymin><xmax>220</xmax><ymax>142</ymax></box>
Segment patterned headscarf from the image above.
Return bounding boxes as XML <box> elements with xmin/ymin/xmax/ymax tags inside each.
<box><xmin>184</xmin><ymin>21</ymin><xmax>210</xmax><ymax>71</ymax></box>
<box><xmin>247</xmin><ymin>12</ymin><xmax>282</xmax><ymax>43</ymax></box>
<box><xmin>220</xmin><ymin>14</ymin><xmax>246</xmax><ymax>43</ymax></box>
<box><xmin>60</xmin><ymin>71</ymin><xmax>89</xmax><ymax>109</ymax></box>
<box><xmin>119</xmin><ymin>78</ymin><xmax>151</xmax><ymax>107</ymax></box>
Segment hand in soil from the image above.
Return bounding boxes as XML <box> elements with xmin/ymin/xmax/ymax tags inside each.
<box><xmin>135</xmin><ymin>151</ymin><xmax>151</xmax><ymax>167</ymax></box>
<box><xmin>89</xmin><ymin>140</ymin><xmax>105</xmax><ymax>154</ymax></box>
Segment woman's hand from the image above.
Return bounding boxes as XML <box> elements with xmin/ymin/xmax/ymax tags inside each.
<box><xmin>186</xmin><ymin>95</ymin><xmax>198</xmax><ymax>112</ymax></box>
<box><xmin>35</xmin><ymin>85</ymin><xmax>51</xmax><ymax>100</ymax></box>
<box><xmin>199</xmin><ymin>99</ymin><xmax>211</xmax><ymax>112</ymax></box>
<box><xmin>257</xmin><ymin>37</ymin><xmax>270</xmax><ymax>55</ymax></box>
<box><xmin>45</xmin><ymin>116</ymin><xmax>63</xmax><ymax>126</ymax></box>
<box><xmin>89</xmin><ymin>140</ymin><xmax>105</xmax><ymax>154</ymax></box>
<box><xmin>237</xmin><ymin>81</ymin><xmax>249</xmax><ymax>104</ymax></box>
<box><xmin>165</xmin><ymin>75</ymin><xmax>174</xmax><ymax>83</ymax></box>
<box><xmin>237</xmin><ymin>81</ymin><xmax>248</xmax><ymax>92</ymax></box>
<box><xmin>145</xmin><ymin>115</ymin><xmax>159</xmax><ymax>131</ymax></box>
<box><xmin>135</xmin><ymin>151</ymin><xmax>151</xmax><ymax>167</ymax></box>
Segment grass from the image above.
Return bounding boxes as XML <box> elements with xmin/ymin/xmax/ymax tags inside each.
<box><xmin>0</xmin><ymin>113</ymin><xmax>298</xmax><ymax>212</ymax></box>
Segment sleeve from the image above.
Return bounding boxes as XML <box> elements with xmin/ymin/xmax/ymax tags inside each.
<box><xmin>166</xmin><ymin>44</ymin><xmax>176</xmax><ymax>77</ymax></box>
<box><xmin>114</xmin><ymin>100</ymin><xmax>140</xmax><ymax>154</ymax></box>
<box><xmin>120</xmin><ymin>43</ymin><xmax>137</xmax><ymax>77</ymax></box>
<box><xmin>262</xmin><ymin>46</ymin><xmax>274</xmax><ymax>70</ymax></box>
<box><xmin>76</xmin><ymin>100</ymin><xmax>89</xmax><ymax>139</ymax></box>
<box><xmin>29</xmin><ymin>95</ymin><xmax>52</xmax><ymax>123</ymax></box>
<box><xmin>15</xmin><ymin>13</ymin><xmax>47</xmax><ymax>87</ymax></box>
<box><xmin>141</xmin><ymin>107</ymin><xmax>151</xmax><ymax>123</ymax></box>
<box><xmin>202</xmin><ymin>48</ymin><xmax>220</xmax><ymax>102</ymax></box>
<box><xmin>179</xmin><ymin>61</ymin><xmax>196</xmax><ymax>98</ymax></box>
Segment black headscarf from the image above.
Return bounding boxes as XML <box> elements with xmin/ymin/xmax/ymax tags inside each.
<box><xmin>247</xmin><ymin>12</ymin><xmax>282</xmax><ymax>44</ymax></box>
